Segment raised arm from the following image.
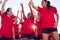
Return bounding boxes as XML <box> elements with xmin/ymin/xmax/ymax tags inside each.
<box><xmin>20</xmin><ymin>3</ymin><xmax>25</xmax><ymax>18</ymax></box>
<box><xmin>29</xmin><ymin>0</ymin><xmax>38</xmax><ymax>10</ymax></box>
<box><xmin>28</xmin><ymin>2</ymin><xmax>36</xmax><ymax>18</ymax></box>
<box><xmin>1</xmin><ymin>0</ymin><xmax>7</xmax><ymax>14</ymax></box>
<box><xmin>0</xmin><ymin>1</ymin><xmax>2</xmax><ymax>4</ymax></box>
<box><xmin>14</xmin><ymin>10</ymin><xmax>19</xmax><ymax>24</ymax></box>
<box><xmin>28</xmin><ymin>2</ymin><xmax>33</xmax><ymax>14</ymax></box>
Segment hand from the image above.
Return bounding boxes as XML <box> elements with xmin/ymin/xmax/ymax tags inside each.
<box><xmin>20</xmin><ymin>3</ymin><xmax>23</xmax><ymax>6</ymax></box>
<box><xmin>30</xmin><ymin>0</ymin><xmax>33</xmax><ymax>2</ymax></box>
<box><xmin>29</xmin><ymin>0</ymin><xmax>32</xmax><ymax>5</ymax></box>
<box><xmin>53</xmin><ymin>22</ymin><xmax>58</xmax><ymax>28</ymax></box>
<box><xmin>30</xmin><ymin>0</ymin><xmax>33</xmax><ymax>4</ymax></box>
<box><xmin>28</xmin><ymin>1</ymin><xmax>31</xmax><ymax>6</ymax></box>
<box><xmin>4</xmin><ymin>0</ymin><xmax>8</xmax><ymax>2</ymax></box>
<box><xmin>0</xmin><ymin>1</ymin><xmax>2</xmax><ymax>4</ymax></box>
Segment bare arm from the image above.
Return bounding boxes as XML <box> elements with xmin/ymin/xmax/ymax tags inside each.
<box><xmin>28</xmin><ymin>2</ymin><xmax>33</xmax><ymax>14</ymax></box>
<box><xmin>36</xmin><ymin>15</ymin><xmax>40</xmax><ymax>22</ymax></box>
<box><xmin>20</xmin><ymin>3</ymin><xmax>25</xmax><ymax>18</ymax></box>
<box><xmin>0</xmin><ymin>1</ymin><xmax>2</xmax><ymax>4</ymax></box>
<box><xmin>29</xmin><ymin>0</ymin><xmax>38</xmax><ymax>10</ymax></box>
<box><xmin>14</xmin><ymin>10</ymin><xmax>19</xmax><ymax>24</ymax></box>
<box><xmin>55</xmin><ymin>13</ymin><xmax>59</xmax><ymax>24</ymax></box>
<box><xmin>54</xmin><ymin>12</ymin><xmax>59</xmax><ymax>28</ymax></box>
<box><xmin>1</xmin><ymin>0</ymin><xmax>7</xmax><ymax>14</ymax></box>
<box><xmin>28</xmin><ymin>2</ymin><xmax>37</xmax><ymax>19</ymax></box>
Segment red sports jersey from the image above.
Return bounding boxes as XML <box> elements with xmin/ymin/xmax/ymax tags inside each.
<box><xmin>35</xmin><ymin>21</ymin><xmax>42</xmax><ymax>36</ymax></box>
<box><xmin>0</xmin><ymin>11</ymin><xmax>1</xmax><ymax>36</ymax></box>
<box><xmin>21</xmin><ymin>16</ymin><xmax>34</xmax><ymax>35</ymax></box>
<box><xmin>37</xmin><ymin>6</ymin><xmax>57</xmax><ymax>28</ymax></box>
<box><xmin>0</xmin><ymin>13</ymin><xmax>15</xmax><ymax>38</ymax></box>
<box><xmin>13</xmin><ymin>24</ymin><xmax>19</xmax><ymax>36</ymax></box>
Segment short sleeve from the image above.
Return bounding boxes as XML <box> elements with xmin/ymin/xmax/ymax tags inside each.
<box><xmin>23</xmin><ymin>16</ymin><xmax>27</xmax><ymax>21</ymax></box>
<box><xmin>11</xmin><ymin>15</ymin><xmax>16</xmax><ymax>19</ymax></box>
<box><xmin>0</xmin><ymin>12</ymin><xmax>5</xmax><ymax>17</ymax></box>
<box><xmin>37</xmin><ymin>6</ymin><xmax>41</xmax><ymax>13</ymax></box>
<box><xmin>53</xmin><ymin>7</ymin><xmax>57</xmax><ymax>14</ymax></box>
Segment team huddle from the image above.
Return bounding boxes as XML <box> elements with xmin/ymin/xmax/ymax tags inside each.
<box><xmin>0</xmin><ymin>0</ymin><xmax>59</xmax><ymax>40</ymax></box>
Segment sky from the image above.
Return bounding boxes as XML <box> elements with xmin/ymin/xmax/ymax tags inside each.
<box><xmin>0</xmin><ymin>0</ymin><xmax>60</xmax><ymax>34</ymax></box>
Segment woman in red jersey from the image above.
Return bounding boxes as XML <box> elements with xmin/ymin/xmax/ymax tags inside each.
<box><xmin>20</xmin><ymin>3</ymin><xmax>35</xmax><ymax>40</ymax></box>
<box><xmin>29</xmin><ymin>0</ymin><xmax>59</xmax><ymax>40</ymax></box>
<box><xmin>35</xmin><ymin>13</ymin><xmax>42</xmax><ymax>40</ymax></box>
<box><xmin>0</xmin><ymin>0</ymin><xmax>18</xmax><ymax>40</ymax></box>
<box><xmin>12</xmin><ymin>10</ymin><xmax>20</xmax><ymax>40</ymax></box>
<box><xmin>0</xmin><ymin>1</ymin><xmax>2</xmax><ymax>40</ymax></box>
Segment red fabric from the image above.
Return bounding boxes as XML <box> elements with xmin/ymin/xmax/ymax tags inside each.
<box><xmin>13</xmin><ymin>24</ymin><xmax>19</xmax><ymax>36</ymax></box>
<box><xmin>0</xmin><ymin>11</ymin><xmax>1</xmax><ymax>36</ymax></box>
<box><xmin>49</xmin><ymin>33</ymin><xmax>52</xmax><ymax>37</ymax></box>
<box><xmin>0</xmin><ymin>11</ymin><xmax>1</xmax><ymax>15</ymax></box>
<box><xmin>0</xmin><ymin>13</ymin><xmax>15</xmax><ymax>38</ymax></box>
<box><xmin>35</xmin><ymin>21</ymin><xmax>42</xmax><ymax>36</ymax></box>
<box><xmin>37</xmin><ymin>6</ymin><xmax>57</xmax><ymax>28</ymax></box>
<box><xmin>21</xmin><ymin>17</ymin><xmax>34</xmax><ymax>35</ymax></box>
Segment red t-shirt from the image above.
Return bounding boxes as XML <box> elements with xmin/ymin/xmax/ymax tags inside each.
<box><xmin>21</xmin><ymin>17</ymin><xmax>34</xmax><ymax>35</ymax></box>
<box><xmin>35</xmin><ymin>21</ymin><xmax>42</xmax><ymax>36</ymax></box>
<box><xmin>0</xmin><ymin>11</ymin><xmax>1</xmax><ymax>15</ymax></box>
<box><xmin>0</xmin><ymin>11</ymin><xmax>1</xmax><ymax>36</ymax></box>
<box><xmin>13</xmin><ymin>24</ymin><xmax>19</xmax><ymax>36</ymax></box>
<box><xmin>0</xmin><ymin>13</ymin><xmax>15</xmax><ymax>38</ymax></box>
<box><xmin>37</xmin><ymin>6</ymin><xmax>57</xmax><ymax>28</ymax></box>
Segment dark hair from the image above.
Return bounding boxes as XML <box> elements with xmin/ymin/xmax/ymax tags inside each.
<box><xmin>43</xmin><ymin>0</ymin><xmax>51</xmax><ymax>9</ymax></box>
<box><xmin>5</xmin><ymin>8</ymin><xmax>11</xmax><ymax>15</ymax></box>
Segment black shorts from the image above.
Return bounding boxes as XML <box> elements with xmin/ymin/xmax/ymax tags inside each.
<box><xmin>15</xmin><ymin>36</ymin><xmax>19</xmax><ymax>39</ymax></box>
<box><xmin>49</xmin><ymin>36</ymin><xmax>52</xmax><ymax>38</ymax></box>
<box><xmin>37</xmin><ymin>35</ymin><xmax>42</xmax><ymax>40</ymax></box>
<box><xmin>42</xmin><ymin>28</ymin><xmax>57</xmax><ymax>34</ymax></box>
<box><xmin>21</xmin><ymin>34</ymin><xmax>35</xmax><ymax>39</ymax></box>
<box><xmin>35</xmin><ymin>35</ymin><xmax>42</xmax><ymax>40</ymax></box>
<box><xmin>0</xmin><ymin>36</ymin><xmax>13</xmax><ymax>40</ymax></box>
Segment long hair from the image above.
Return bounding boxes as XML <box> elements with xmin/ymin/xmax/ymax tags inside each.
<box><xmin>5</xmin><ymin>8</ymin><xmax>11</xmax><ymax>15</ymax></box>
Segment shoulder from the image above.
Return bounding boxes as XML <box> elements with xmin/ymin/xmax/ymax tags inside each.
<box><xmin>51</xmin><ymin>6</ymin><xmax>57</xmax><ymax>9</ymax></box>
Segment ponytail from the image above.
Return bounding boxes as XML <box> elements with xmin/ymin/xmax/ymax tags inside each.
<box><xmin>47</xmin><ymin>1</ymin><xmax>51</xmax><ymax>9</ymax></box>
<box><xmin>5</xmin><ymin>8</ymin><xmax>11</xmax><ymax>15</ymax></box>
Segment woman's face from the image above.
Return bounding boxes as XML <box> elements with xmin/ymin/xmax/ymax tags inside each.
<box><xmin>41</xmin><ymin>0</ymin><xmax>47</xmax><ymax>7</ymax></box>
<box><xmin>27</xmin><ymin>13</ymin><xmax>33</xmax><ymax>18</ymax></box>
<box><xmin>7</xmin><ymin>8</ymin><xmax>13</xmax><ymax>16</ymax></box>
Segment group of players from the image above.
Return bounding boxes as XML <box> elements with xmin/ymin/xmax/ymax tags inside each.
<box><xmin>0</xmin><ymin>0</ymin><xmax>59</xmax><ymax>40</ymax></box>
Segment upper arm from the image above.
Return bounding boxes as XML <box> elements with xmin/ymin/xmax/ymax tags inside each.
<box><xmin>54</xmin><ymin>8</ymin><xmax>59</xmax><ymax>17</ymax></box>
<box><xmin>33</xmin><ymin>6</ymin><xmax>38</xmax><ymax>11</ymax></box>
<box><xmin>53</xmin><ymin>7</ymin><xmax>58</xmax><ymax>15</ymax></box>
<box><xmin>1</xmin><ymin>0</ymin><xmax>7</xmax><ymax>14</ymax></box>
